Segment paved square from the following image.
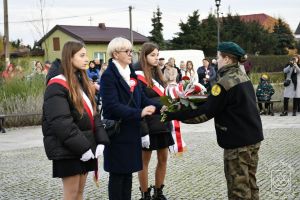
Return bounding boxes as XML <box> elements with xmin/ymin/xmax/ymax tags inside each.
<box><xmin>0</xmin><ymin>115</ymin><xmax>299</xmax><ymax>199</ymax></box>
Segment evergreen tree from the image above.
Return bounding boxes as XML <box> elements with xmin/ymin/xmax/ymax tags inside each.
<box><xmin>272</xmin><ymin>18</ymin><xmax>295</xmax><ymax>55</ymax></box>
<box><xmin>200</xmin><ymin>14</ymin><xmax>218</xmax><ymax>56</ymax></box>
<box><xmin>295</xmin><ymin>40</ymin><xmax>300</xmax><ymax>53</ymax></box>
<box><xmin>149</xmin><ymin>7</ymin><xmax>165</xmax><ymax>49</ymax></box>
<box><xmin>171</xmin><ymin>10</ymin><xmax>203</xmax><ymax>50</ymax></box>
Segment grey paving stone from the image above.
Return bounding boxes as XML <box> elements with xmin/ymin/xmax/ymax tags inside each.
<box><xmin>0</xmin><ymin>116</ymin><xmax>299</xmax><ymax>199</ymax></box>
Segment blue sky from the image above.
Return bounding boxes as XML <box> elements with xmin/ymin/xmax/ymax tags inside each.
<box><xmin>0</xmin><ymin>0</ymin><xmax>299</xmax><ymax>46</ymax></box>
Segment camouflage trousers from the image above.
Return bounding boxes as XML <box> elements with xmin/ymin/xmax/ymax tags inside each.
<box><xmin>224</xmin><ymin>142</ymin><xmax>261</xmax><ymax>200</ymax></box>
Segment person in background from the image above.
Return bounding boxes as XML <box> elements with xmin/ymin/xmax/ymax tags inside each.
<box><xmin>134</xmin><ymin>42</ymin><xmax>174</xmax><ymax>200</ymax></box>
<box><xmin>211</xmin><ymin>58</ymin><xmax>218</xmax><ymax>73</ymax></box>
<box><xmin>35</xmin><ymin>61</ymin><xmax>44</xmax><ymax>75</ymax></box>
<box><xmin>15</xmin><ymin>65</ymin><xmax>25</xmax><ymax>79</ymax></box>
<box><xmin>179</xmin><ymin>60</ymin><xmax>186</xmax><ymax>77</ymax></box>
<box><xmin>244</xmin><ymin>55</ymin><xmax>253</xmax><ymax>76</ymax></box>
<box><xmin>94</xmin><ymin>58</ymin><xmax>102</xmax><ymax>70</ymax></box>
<box><xmin>185</xmin><ymin>60</ymin><xmax>198</xmax><ymax>84</ymax></box>
<box><xmin>87</xmin><ymin>60</ymin><xmax>100</xmax><ymax>82</ymax></box>
<box><xmin>158</xmin><ymin>58</ymin><xmax>165</xmax><ymax>70</ymax></box>
<box><xmin>256</xmin><ymin>74</ymin><xmax>275</xmax><ymax>115</ymax></box>
<box><xmin>164</xmin><ymin>42</ymin><xmax>264</xmax><ymax>200</ymax></box>
<box><xmin>43</xmin><ymin>60</ymin><xmax>51</xmax><ymax>75</ymax></box>
<box><xmin>280</xmin><ymin>55</ymin><xmax>300</xmax><ymax>116</ymax></box>
<box><xmin>197</xmin><ymin>58</ymin><xmax>216</xmax><ymax>93</ymax></box>
<box><xmin>96</xmin><ymin>62</ymin><xmax>108</xmax><ymax>106</ymax></box>
<box><xmin>26</xmin><ymin>61</ymin><xmax>45</xmax><ymax>80</ymax></box>
<box><xmin>163</xmin><ymin>62</ymin><xmax>178</xmax><ymax>85</ymax></box>
<box><xmin>1</xmin><ymin>63</ymin><xmax>16</xmax><ymax>80</ymax></box>
<box><xmin>100</xmin><ymin>37</ymin><xmax>160</xmax><ymax>200</ymax></box>
<box><xmin>99</xmin><ymin>62</ymin><xmax>108</xmax><ymax>79</ymax></box>
<box><xmin>168</xmin><ymin>57</ymin><xmax>181</xmax><ymax>82</ymax></box>
<box><xmin>42</xmin><ymin>41</ymin><xmax>104</xmax><ymax>200</ymax></box>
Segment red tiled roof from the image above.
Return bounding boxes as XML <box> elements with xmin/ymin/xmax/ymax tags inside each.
<box><xmin>239</xmin><ymin>13</ymin><xmax>278</xmax><ymax>32</ymax></box>
<box><xmin>38</xmin><ymin>24</ymin><xmax>149</xmax><ymax>44</ymax></box>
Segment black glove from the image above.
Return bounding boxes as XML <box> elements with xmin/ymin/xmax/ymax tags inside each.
<box><xmin>164</xmin><ymin>111</ymin><xmax>182</xmax><ymax>121</ymax></box>
<box><xmin>94</xmin><ymin>114</ymin><xmax>110</xmax><ymax>145</ymax></box>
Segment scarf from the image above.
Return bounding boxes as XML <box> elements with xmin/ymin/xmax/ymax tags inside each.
<box><xmin>113</xmin><ymin>59</ymin><xmax>131</xmax><ymax>86</ymax></box>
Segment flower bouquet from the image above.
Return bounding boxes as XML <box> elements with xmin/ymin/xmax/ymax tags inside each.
<box><xmin>161</xmin><ymin>76</ymin><xmax>208</xmax><ymax>124</ymax></box>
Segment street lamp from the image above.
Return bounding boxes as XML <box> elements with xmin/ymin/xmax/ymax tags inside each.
<box><xmin>215</xmin><ymin>0</ymin><xmax>221</xmax><ymax>46</ymax></box>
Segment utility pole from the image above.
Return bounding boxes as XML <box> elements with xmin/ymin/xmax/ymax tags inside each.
<box><xmin>88</xmin><ymin>16</ymin><xmax>93</xmax><ymax>26</ymax></box>
<box><xmin>129</xmin><ymin>6</ymin><xmax>133</xmax><ymax>46</ymax></box>
<box><xmin>215</xmin><ymin>0</ymin><xmax>221</xmax><ymax>47</ymax></box>
<box><xmin>3</xmin><ymin>0</ymin><xmax>10</xmax><ymax>68</ymax></box>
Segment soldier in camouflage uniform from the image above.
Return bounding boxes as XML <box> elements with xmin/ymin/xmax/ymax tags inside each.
<box><xmin>256</xmin><ymin>74</ymin><xmax>275</xmax><ymax>115</ymax></box>
<box><xmin>164</xmin><ymin>42</ymin><xmax>264</xmax><ymax>200</ymax></box>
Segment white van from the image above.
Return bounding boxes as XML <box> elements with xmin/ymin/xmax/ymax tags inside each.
<box><xmin>159</xmin><ymin>49</ymin><xmax>205</xmax><ymax>70</ymax></box>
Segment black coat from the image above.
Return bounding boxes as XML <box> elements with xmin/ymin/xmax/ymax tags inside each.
<box><xmin>42</xmin><ymin>60</ymin><xmax>98</xmax><ymax>160</ymax></box>
<box><xmin>170</xmin><ymin>64</ymin><xmax>264</xmax><ymax>149</ymax></box>
<box><xmin>133</xmin><ymin>63</ymin><xmax>171</xmax><ymax>135</ymax></box>
<box><xmin>100</xmin><ymin>59</ymin><xmax>161</xmax><ymax>174</ymax></box>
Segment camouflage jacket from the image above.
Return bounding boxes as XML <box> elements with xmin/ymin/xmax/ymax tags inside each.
<box><xmin>172</xmin><ymin>64</ymin><xmax>264</xmax><ymax>149</ymax></box>
<box><xmin>256</xmin><ymin>80</ymin><xmax>275</xmax><ymax>101</ymax></box>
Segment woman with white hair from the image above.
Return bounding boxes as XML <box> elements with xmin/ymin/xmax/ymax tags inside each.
<box><xmin>100</xmin><ymin>37</ymin><xmax>161</xmax><ymax>200</ymax></box>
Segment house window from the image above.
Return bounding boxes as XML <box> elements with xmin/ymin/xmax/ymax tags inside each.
<box><xmin>53</xmin><ymin>37</ymin><xmax>60</xmax><ymax>51</ymax></box>
<box><xmin>94</xmin><ymin>52</ymin><xmax>106</xmax><ymax>63</ymax></box>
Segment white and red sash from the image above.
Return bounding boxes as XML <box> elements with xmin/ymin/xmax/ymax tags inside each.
<box><xmin>135</xmin><ymin>70</ymin><xmax>186</xmax><ymax>154</ymax></box>
<box><xmin>47</xmin><ymin>75</ymin><xmax>94</xmax><ymax>129</ymax></box>
<box><xmin>47</xmin><ymin>74</ymin><xmax>99</xmax><ymax>186</ymax></box>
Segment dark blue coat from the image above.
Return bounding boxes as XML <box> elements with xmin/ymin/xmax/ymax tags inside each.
<box><xmin>100</xmin><ymin>59</ymin><xmax>160</xmax><ymax>174</ymax></box>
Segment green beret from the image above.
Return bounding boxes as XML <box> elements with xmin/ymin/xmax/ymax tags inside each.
<box><xmin>217</xmin><ymin>42</ymin><xmax>245</xmax><ymax>58</ymax></box>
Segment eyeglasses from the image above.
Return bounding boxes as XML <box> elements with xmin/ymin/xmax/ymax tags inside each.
<box><xmin>118</xmin><ymin>49</ymin><xmax>134</xmax><ymax>55</ymax></box>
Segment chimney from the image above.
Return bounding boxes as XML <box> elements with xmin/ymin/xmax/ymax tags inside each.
<box><xmin>98</xmin><ymin>23</ymin><xmax>106</xmax><ymax>30</ymax></box>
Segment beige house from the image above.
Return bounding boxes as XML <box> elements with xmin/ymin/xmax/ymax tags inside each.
<box><xmin>38</xmin><ymin>23</ymin><xmax>149</xmax><ymax>63</ymax></box>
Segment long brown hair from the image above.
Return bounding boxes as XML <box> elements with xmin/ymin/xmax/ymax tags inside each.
<box><xmin>139</xmin><ymin>42</ymin><xmax>165</xmax><ymax>87</ymax></box>
<box><xmin>61</xmin><ymin>41</ymin><xmax>96</xmax><ymax>115</ymax></box>
<box><xmin>186</xmin><ymin>60</ymin><xmax>195</xmax><ymax>76</ymax></box>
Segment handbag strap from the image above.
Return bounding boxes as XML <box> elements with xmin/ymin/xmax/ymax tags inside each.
<box><xmin>99</xmin><ymin>92</ymin><xmax>134</xmax><ymax>122</ymax></box>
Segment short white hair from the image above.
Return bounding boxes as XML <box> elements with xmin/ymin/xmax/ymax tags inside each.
<box><xmin>107</xmin><ymin>37</ymin><xmax>132</xmax><ymax>58</ymax></box>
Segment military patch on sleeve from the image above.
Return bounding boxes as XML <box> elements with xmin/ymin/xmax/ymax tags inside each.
<box><xmin>211</xmin><ymin>84</ymin><xmax>221</xmax><ymax>96</ymax></box>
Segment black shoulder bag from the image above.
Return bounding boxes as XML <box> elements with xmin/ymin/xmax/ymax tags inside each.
<box><xmin>99</xmin><ymin>92</ymin><xmax>134</xmax><ymax>138</ymax></box>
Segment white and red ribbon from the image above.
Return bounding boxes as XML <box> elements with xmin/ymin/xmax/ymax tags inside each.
<box><xmin>136</xmin><ymin>70</ymin><xmax>186</xmax><ymax>153</ymax></box>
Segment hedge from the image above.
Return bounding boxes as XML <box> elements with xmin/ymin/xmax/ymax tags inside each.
<box><xmin>248</xmin><ymin>55</ymin><xmax>292</xmax><ymax>73</ymax></box>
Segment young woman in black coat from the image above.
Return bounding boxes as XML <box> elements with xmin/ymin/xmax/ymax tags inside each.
<box><xmin>42</xmin><ymin>41</ymin><xmax>104</xmax><ymax>199</ymax></box>
<box><xmin>134</xmin><ymin>42</ymin><xmax>174</xmax><ymax>200</ymax></box>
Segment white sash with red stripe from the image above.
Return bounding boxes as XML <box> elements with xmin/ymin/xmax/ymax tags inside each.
<box><xmin>135</xmin><ymin>70</ymin><xmax>186</xmax><ymax>153</ymax></box>
<box><xmin>48</xmin><ymin>75</ymin><xmax>94</xmax><ymax>124</ymax></box>
<box><xmin>47</xmin><ymin>74</ymin><xmax>99</xmax><ymax>185</ymax></box>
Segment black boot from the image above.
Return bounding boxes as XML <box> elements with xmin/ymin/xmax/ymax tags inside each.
<box><xmin>293</xmin><ymin>111</ymin><xmax>297</xmax><ymax>116</ymax></box>
<box><xmin>152</xmin><ymin>185</ymin><xmax>167</xmax><ymax>200</ymax></box>
<box><xmin>280</xmin><ymin>111</ymin><xmax>288</xmax><ymax>116</ymax></box>
<box><xmin>139</xmin><ymin>187</ymin><xmax>152</xmax><ymax>200</ymax></box>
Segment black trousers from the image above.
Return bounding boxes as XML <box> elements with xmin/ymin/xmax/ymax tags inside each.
<box><xmin>108</xmin><ymin>172</ymin><xmax>132</xmax><ymax>200</ymax></box>
<box><xmin>258</xmin><ymin>102</ymin><xmax>270</xmax><ymax>111</ymax></box>
<box><xmin>283</xmin><ymin>97</ymin><xmax>299</xmax><ymax>112</ymax></box>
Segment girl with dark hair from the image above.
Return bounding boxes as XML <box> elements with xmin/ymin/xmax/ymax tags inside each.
<box><xmin>87</xmin><ymin>60</ymin><xmax>100</xmax><ymax>82</ymax></box>
<box><xmin>134</xmin><ymin>42</ymin><xmax>174</xmax><ymax>200</ymax></box>
<box><xmin>185</xmin><ymin>60</ymin><xmax>198</xmax><ymax>83</ymax></box>
<box><xmin>42</xmin><ymin>41</ymin><xmax>104</xmax><ymax>199</ymax></box>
